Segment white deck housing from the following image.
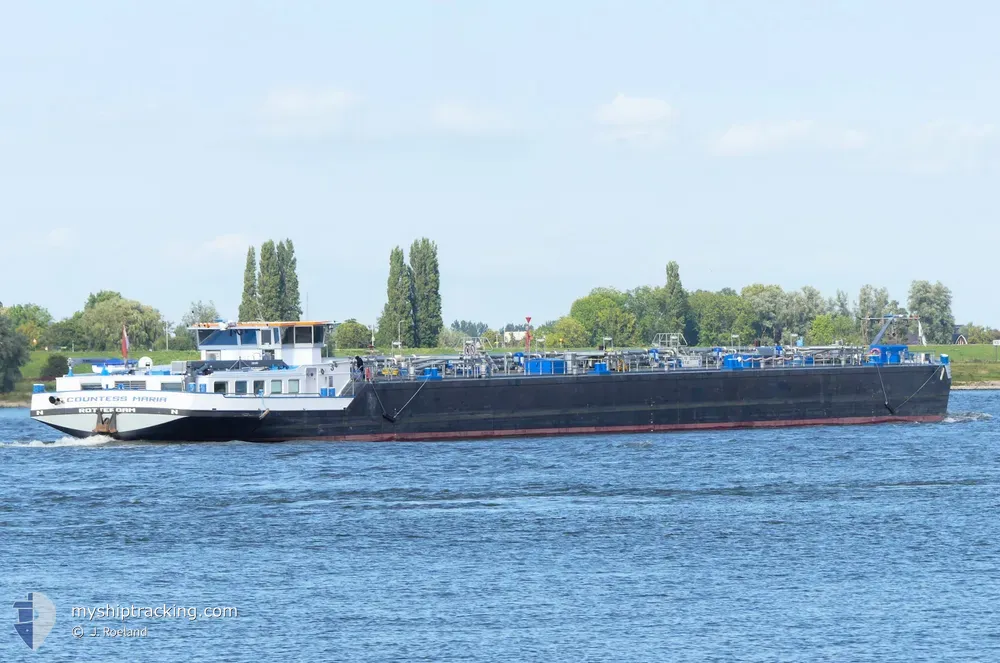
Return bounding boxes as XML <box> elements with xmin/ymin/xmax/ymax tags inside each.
<box><xmin>32</xmin><ymin>320</ymin><xmax>358</xmax><ymax>439</ymax></box>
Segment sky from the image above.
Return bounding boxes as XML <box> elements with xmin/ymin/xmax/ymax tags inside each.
<box><xmin>1</xmin><ymin>1</ymin><xmax>998</xmax><ymax>329</ymax></box>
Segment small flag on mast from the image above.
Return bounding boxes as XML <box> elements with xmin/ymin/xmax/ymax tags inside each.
<box><xmin>121</xmin><ymin>324</ymin><xmax>130</xmax><ymax>359</ymax></box>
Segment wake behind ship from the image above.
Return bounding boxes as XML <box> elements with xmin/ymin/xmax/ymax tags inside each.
<box><xmin>30</xmin><ymin>320</ymin><xmax>951</xmax><ymax>442</ymax></box>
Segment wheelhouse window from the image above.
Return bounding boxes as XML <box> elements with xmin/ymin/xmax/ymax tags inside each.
<box><xmin>288</xmin><ymin>379</ymin><xmax>300</xmax><ymax>394</ymax></box>
<box><xmin>214</xmin><ymin>381</ymin><xmax>227</xmax><ymax>394</ymax></box>
<box><xmin>270</xmin><ymin>380</ymin><xmax>282</xmax><ymax>395</ymax></box>
<box><xmin>200</xmin><ymin>330</ymin><xmax>240</xmax><ymax>346</ymax></box>
<box><xmin>294</xmin><ymin>326</ymin><xmax>312</xmax><ymax>344</ymax></box>
<box><xmin>161</xmin><ymin>382</ymin><xmax>182</xmax><ymax>392</ymax></box>
<box><xmin>234</xmin><ymin>381</ymin><xmax>247</xmax><ymax>395</ymax></box>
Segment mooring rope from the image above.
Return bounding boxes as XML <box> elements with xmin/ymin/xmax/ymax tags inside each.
<box><xmin>373</xmin><ymin>378</ymin><xmax>430</xmax><ymax>424</ymax></box>
<box><xmin>874</xmin><ymin>361</ymin><xmax>895</xmax><ymax>415</ymax></box>
<box><xmin>893</xmin><ymin>366</ymin><xmax>942</xmax><ymax>413</ymax></box>
<box><xmin>370</xmin><ymin>382</ymin><xmax>394</xmax><ymax>422</ymax></box>
<box><xmin>393</xmin><ymin>378</ymin><xmax>430</xmax><ymax>419</ymax></box>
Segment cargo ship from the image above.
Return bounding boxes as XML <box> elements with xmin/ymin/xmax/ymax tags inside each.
<box><xmin>29</xmin><ymin>319</ymin><xmax>951</xmax><ymax>442</ymax></box>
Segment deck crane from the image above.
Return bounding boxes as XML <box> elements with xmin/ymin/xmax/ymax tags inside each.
<box><xmin>866</xmin><ymin>314</ymin><xmax>926</xmax><ymax>347</ymax></box>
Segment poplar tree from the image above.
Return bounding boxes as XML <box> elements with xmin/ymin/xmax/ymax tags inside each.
<box><xmin>276</xmin><ymin>240</ymin><xmax>289</xmax><ymax>310</ymax></box>
<box><xmin>238</xmin><ymin>246</ymin><xmax>258</xmax><ymax>321</ymax></box>
<box><xmin>257</xmin><ymin>240</ymin><xmax>282</xmax><ymax>321</ymax></box>
<box><xmin>664</xmin><ymin>261</ymin><xmax>694</xmax><ymax>340</ymax></box>
<box><xmin>375</xmin><ymin>247</ymin><xmax>416</xmax><ymax>347</ymax></box>
<box><xmin>280</xmin><ymin>238</ymin><xmax>302</xmax><ymax>321</ymax></box>
<box><xmin>409</xmin><ymin>238</ymin><xmax>443</xmax><ymax>346</ymax></box>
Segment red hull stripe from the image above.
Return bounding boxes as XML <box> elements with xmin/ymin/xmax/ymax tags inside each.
<box><xmin>265</xmin><ymin>414</ymin><xmax>944</xmax><ymax>442</ymax></box>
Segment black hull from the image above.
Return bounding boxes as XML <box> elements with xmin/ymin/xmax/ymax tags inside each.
<box><xmin>78</xmin><ymin>364</ymin><xmax>950</xmax><ymax>442</ymax></box>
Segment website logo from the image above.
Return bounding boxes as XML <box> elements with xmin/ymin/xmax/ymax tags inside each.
<box><xmin>13</xmin><ymin>592</ymin><xmax>56</xmax><ymax>650</ymax></box>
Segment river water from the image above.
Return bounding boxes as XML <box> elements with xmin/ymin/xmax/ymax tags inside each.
<box><xmin>2</xmin><ymin>391</ymin><xmax>998</xmax><ymax>661</ymax></box>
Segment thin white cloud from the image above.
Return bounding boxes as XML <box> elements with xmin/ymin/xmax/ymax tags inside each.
<box><xmin>595</xmin><ymin>93</ymin><xmax>675</xmax><ymax>146</ymax></box>
<box><xmin>201</xmin><ymin>234</ymin><xmax>255</xmax><ymax>258</ymax></box>
<box><xmin>918</xmin><ymin>121</ymin><xmax>996</xmax><ymax>142</ymax></box>
<box><xmin>46</xmin><ymin>227</ymin><xmax>74</xmax><ymax>246</ymax></box>
<box><xmin>905</xmin><ymin>121</ymin><xmax>996</xmax><ymax>173</ymax></box>
<box><xmin>430</xmin><ymin>102</ymin><xmax>511</xmax><ymax>136</ymax></box>
<box><xmin>820</xmin><ymin>128</ymin><xmax>868</xmax><ymax>151</ymax></box>
<box><xmin>261</xmin><ymin>87</ymin><xmax>360</xmax><ymax>137</ymax></box>
<box><xmin>712</xmin><ymin>120</ymin><xmax>868</xmax><ymax>156</ymax></box>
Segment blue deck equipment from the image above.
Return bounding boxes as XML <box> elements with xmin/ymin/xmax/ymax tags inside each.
<box><xmin>525</xmin><ymin>359</ymin><xmax>566</xmax><ymax>375</ymax></box>
<box><xmin>421</xmin><ymin>367</ymin><xmax>443</xmax><ymax>380</ymax></box>
<box><xmin>867</xmin><ymin>345</ymin><xmax>907</xmax><ymax>366</ymax></box>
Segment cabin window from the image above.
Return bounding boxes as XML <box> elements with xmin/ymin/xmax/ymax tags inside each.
<box><xmin>253</xmin><ymin>380</ymin><xmax>265</xmax><ymax>395</ymax></box>
<box><xmin>161</xmin><ymin>382</ymin><xmax>182</xmax><ymax>392</ymax></box>
<box><xmin>238</xmin><ymin>330</ymin><xmax>257</xmax><ymax>346</ymax></box>
<box><xmin>214</xmin><ymin>381</ymin><xmax>228</xmax><ymax>394</ymax></box>
<box><xmin>234</xmin><ymin>381</ymin><xmax>248</xmax><ymax>395</ymax></box>
<box><xmin>313</xmin><ymin>326</ymin><xmax>325</xmax><ymax>344</ymax></box>
<box><xmin>294</xmin><ymin>326</ymin><xmax>312</xmax><ymax>344</ymax></box>
<box><xmin>200</xmin><ymin>330</ymin><xmax>240</xmax><ymax>346</ymax></box>
<box><xmin>288</xmin><ymin>379</ymin><xmax>300</xmax><ymax>394</ymax></box>
<box><xmin>282</xmin><ymin>327</ymin><xmax>294</xmax><ymax>345</ymax></box>
<box><xmin>81</xmin><ymin>382</ymin><xmax>103</xmax><ymax>391</ymax></box>
<box><xmin>270</xmin><ymin>379</ymin><xmax>283</xmax><ymax>395</ymax></box>
<box><xmin>272</xmin><ymin>329</ymin><xmax>280</xmax><ymax>345</ymax></box>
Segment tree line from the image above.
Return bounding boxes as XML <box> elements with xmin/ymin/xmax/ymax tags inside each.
<box><xmin>427</xmin><ymin>265</ymin><xmax>994</xmax><ymax>351</ymax></box>
<box><xmin>527</xmin><ymin>265</ymin><xmax>976</xmax><ymax>349</ymax></box>
<box><xmin>2</xmin><ymin>245</ymin><xmax>997</xmax><ymax>393</ymax></box>
<box><xmin>0</xmin><ymin>292</ymin><xmax>223</xmax><ymax>356</ymax></box>
<box><xmin>329</xmin><ymin>257</ymin><xmax>993</xmax><ymax>351</ymax></box>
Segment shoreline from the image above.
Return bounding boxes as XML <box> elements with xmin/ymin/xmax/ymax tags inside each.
<box><xmin>0</xmin><ymin>401</ymin><xmax>30</xmax><ymax>408</ymax></box>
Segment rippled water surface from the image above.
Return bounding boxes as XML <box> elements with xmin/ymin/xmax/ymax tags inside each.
<box><xmin>2</xmin><ymin>391</ymin><xmax>999</xmax><ymax>661</ymax></box>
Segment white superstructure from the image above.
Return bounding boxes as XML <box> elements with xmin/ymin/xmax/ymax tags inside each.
<box><xmin>31</xmin><ymin>320</ymin><xmax>358</xmax><ymax>439</ymax></box>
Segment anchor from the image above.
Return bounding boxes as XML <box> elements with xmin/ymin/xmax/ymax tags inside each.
<box><xmin>93</xmin><ymin>411</ymin><xmax>118</xmax><ymax>435</ymax></box>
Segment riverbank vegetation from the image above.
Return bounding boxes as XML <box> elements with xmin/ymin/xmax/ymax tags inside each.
<box><xmin>2</xmin><ymin>244</ymin><xmax>998</xmax><ymax>399</ymax></box>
